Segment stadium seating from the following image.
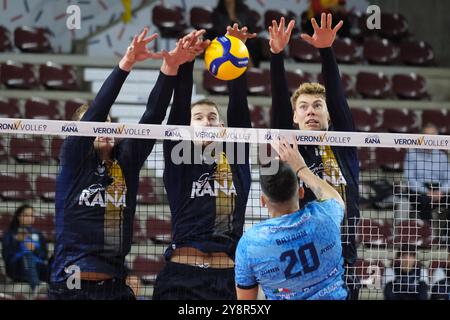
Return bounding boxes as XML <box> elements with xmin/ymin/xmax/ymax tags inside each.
<box><xmin>0</xmin><ymin>25</ymin><xmax>12</xmax><ymax>52</ymax></box>
<box><xmin>14</xmin><ymin>26</ymin><xmax>52</xmax><ymax>53</ymax></box>
<box><xmin>357</xmin><ymin>147</ymin><xmax>375</xmax><ymax>171</ymax></box>
<box><xmin>356</xmin><ymin>71</ymin><xmax>391</xmax><ymax>99</ymax></box>
<box><xmin>0</xmin><ymin>213</ymin><xmax>12</xmax><ymax>239</ymax></box>
<box><xmin>399</xmin><ymin>39</ymin><xmax>435</xmax><ymax>66</ymax></box>
<box><xmin>32</xmin><ymin>214</ymin><xmax>55</xmax><ymax>242</ymax></box>
<box><xmin>248</xmin><ymin>9</ymin><xmax>263</xmax><ymax>33</ymax></box>
<box><xmin>132</xmin><ymin>255</ymin><xmax>165</xmax><ymax>283</ymax></box>
<box><xmin>357</xmin><ymin>218</ymin><xmax>393</xmax><ymax>247</ymax></box>
<box><xmin>146</xmin><ymin>217</ymin><xmax>171</xmax><ymax>244</ymax></box>
<box><xmin>363</xmin><ymin>37</ymin><xmax>400</xmax><ymax>65</ymax></box>
<box><xmin>0</xmin><ymin>61</ymin><xmax>37</xmax><ymax>89</ymax></box>
<box><xmin>151</xmin><ymin>5</ymin><xmax>187</xmax><ymax>38</ymax></box>
<box><xmin>132</xmin><ymin>218</ymin><xmax>146</xmax><ymax>244</ymax></box>
<box><xmin>289</xmin><ymin>38</ymin><xmax>321</xmax><ymax>62</ymax></box>
<box><xmin>0</xmin><ymin>173</ymin><xmax>34</xmax><ymax>201</ymax></box>
<box><xmin>392</xmin><ymin>73</ymin><xmax>429</xmax><ymax>100</ymax></box>
<box><xmin>375</xmin><ymin>147</ymin><xmax>406</xmax><ymax>172</ymax></box>
<box><xmin>9</xmin><ymin>137</ymin><xmax>49</xmax><ymax>164</ymax></box>
<box><xmin>64</xmin><ymin>99</ymin><xmax>87</xmax><ymax>120</ymax></box>
<box><xmin>378</xmin><ymin>13</ymin><xmax>409</xmax><ymax>41</ymax></box>
<box><xmin>249</xmin><ymin>105</ymin><xmax>268</xmax><ymax>128</ymax></box>
<box><xmin>351</xmin><ymin>108</ymin><xmax>380</xmax><ymax>132</ymax></box>
<box><xmin>354</xmin><ymin>259</ymin><xmax>385</xmax><ymax>289</ymax></box>
<box><xmin>317</xmin><ymin>72</ymin><xmax>355</xmax><ymax>97</ymax></box>
<box><xmin>393</xmin><ymin>220</ymin><xmax>433</xmax><ymax>248</ymax></box>
<box><xmin>39</xmin><ymin>63</ymin><xmax>78</xmax><ymax>91</ymax></box>
<box><xmin>421</xmin><ymin>110</ymin><xmax>448</xmax><ymax>134</ymax></box>
<box><xmin>286</xmin><ymin>69</ymin><xmax>314</xmax><ymax>94</ymax></box>
<box><xmin>35</xmin><ymin>174</ymin><xmax>57</xmax><ymax>201</ymax></box>
<box><xmin>24</xmin><ymin>98</ymin><xmax>61</xmax><ymax>120</ymax></box>
<box><xmin>189</xmin><ymin>7</ymin><xmax>213</xmax><ymax>34</ymax></box>
<box><xmin>0</xmin><ymin>137</ymin><xmax>8</xmax><ymax>163</ymax></box>
<box><xmin>332</xmin><ymin>37</ymin><xmax>362</xmax><ymax>64</ymax></box>
<box><xmin>377</xmin><ymin>109</ymin><xmax>419</xmax><ymax>133</ymax></box>
<box><xmin>246</xmin><ymin>68</ymin><xmax>270</xmax><ymax>96</ymax></box>
<box><xmin>0</xmin><ymin>97</ymin><xmax>21</xmax><ymax>118</ymax></box>
<box><xmin>202</xmin><ymin>70</ymin><xmax>228</xmax><ymax>94</ymax></box>
<box><xmin>137</xmin><ymin>177</ymin><xmax>159</xmax><ymax>204</ymax></box>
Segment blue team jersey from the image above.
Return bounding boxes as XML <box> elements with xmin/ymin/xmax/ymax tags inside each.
<box><xmin>235</xmin><ymin>199</ymin><xmax>348</xmax><ymax>300</ymax></box>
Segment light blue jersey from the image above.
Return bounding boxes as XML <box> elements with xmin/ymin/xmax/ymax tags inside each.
<box><xmin>235</xmin><ymin>199</ymin><xmax>348</xmax><ymax>300</ymax></box>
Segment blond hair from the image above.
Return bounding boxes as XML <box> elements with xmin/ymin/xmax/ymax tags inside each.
<box><xmin>291</xmin><ymin>82</ymin><xmax>326</xmax><ymax>110</ymax></box>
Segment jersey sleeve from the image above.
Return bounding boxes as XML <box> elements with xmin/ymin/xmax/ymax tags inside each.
<box><xmin>235</xmin><ymin>234</ymin><xmax>258</xmax><ymax>289</ymax></box>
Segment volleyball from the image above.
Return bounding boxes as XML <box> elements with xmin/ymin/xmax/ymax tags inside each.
<box><xmin>204</xmin><ymin>35</ymin><xmax>249</xmax><ymax>81</ymax></box>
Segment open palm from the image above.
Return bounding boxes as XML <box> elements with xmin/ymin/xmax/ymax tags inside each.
<box><xmin>125</xmin><ymin>27</ymin><xmax>162</xmax><ymax>63</ymax></box>
<box><xmin>300</xmin><ymin>13</ymin><xmax>343</xmax><ymax>48</ymax></box>
<box><xmin>226</xmin><ymin>23</ymin><xmax>257</xmax><ymax>44</ymax></box>
<box><xmin>269</xmin><ymin>17</ymin><xmax>295</xmax><ymax>54</ymax></box>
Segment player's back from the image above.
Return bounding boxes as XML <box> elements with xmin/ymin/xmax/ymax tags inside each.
<box><xmin>237</xmin><ymin>199</ymin><xmax>347</xmax><ymax>300</ymax></box>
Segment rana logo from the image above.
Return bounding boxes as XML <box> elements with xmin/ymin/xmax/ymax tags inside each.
<box><xmin>62</xmin><ymin>123</ymin><xmax>78</xmax><ymax>133</ymax></box>
<box><xmin>364</xmin><ymin>135</ymin><xmax>381</xmax><ymax>144</ymax></box>
<box><xmin>165</xmin><ymin>128</ymin><xmax>182</xmax><ymax>138</ymax></box>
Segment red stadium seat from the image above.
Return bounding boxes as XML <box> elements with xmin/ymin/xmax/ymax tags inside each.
<box><xmin>50</xmin><ymin>137</ymin><xmax>64</xmax><ymax>162</ymax></box>
<box><xmin>24</xmin><ymin>98</ymin><xmax>61</xmax><ymax>120</ymax></box>
<box><xmin>0</xmin><ymin>97</ymin><xmax>21</xmax><ymax>118</ymax></box>
<box><xmin>248</xmin><ymin>9</ymin><xmax>263</xmax><ymax>33</ymax></box>
<box><xmin>317</xmin><ymin>72</ymin><xmax>354</xmax><ymax>97</ymax></box>
<box><xmin>246</xmin><ymin>68</ymin><xmax>270</xmax><ymax>96</ymax></box>
<box><xmin>0</xmin><ymin>61</ymin><xmax>37</xmax><ymax>89</ymax></box>
<box><xmin>377</xmin><ymin>109</ymin><xmax>419</xmax><ymax>133</ymax></box>
<box><xmin>357</xmin><ymin>147</ymin><xmax>375</xmax><ymax>171</ymax></box>
<box><xmin>353</xmin><ymin>259</ymin><xmax>385</xmax><ymax>289</ymax></box>
<box><xmin>0</xmin><ymin>137</ymin><xmax>8</xmax><ymax>163</ymax></box>
<box><xmin>152</xmin><ymin>5</ymin><xmax>187</xmax><ymax>38</ymax></box>
<box><xmin>14</xmin><ymin>26</ymin><xmax>52</xmax><ymax>53</ymax></box>
<box><xmin>357</xmin><ymin>218</ymin><xmax>393</xmax><ymax>247</ymax></box>
<box><xmin>421</xmin><ymin>110</ymin><xmax>448</xmax><ymax>134</ymax></box>
<box><xmin>132</xmin><ymin>255</ymin><xmax>165</xmax><ymax>283</ymax></box>
<box><xmin>0</xmin><ymin>213</ymin><xmax>12</xmax><ymax>239</ymax></box>
<box><xmin>400</xmin><ymin>40</ymin><xmax>435</xmax><ymax>66</ymax></box>
<box><xmin>132</xmin><ymin>218</ymin><xmax>146</xmax><ymax>243</ymax></box>
<box><xmin>363</xmin><ymin>37</ymin><xmax>400</xmax><ymax>65</ymax></box>
<box><xmin>249</xmin><ymin>105</ymin><xmax>268</xmax><ymax>128</ymax></box>
<box><xmin>264</xmin><ymin>9</ymin><xmax>298</xmax><ymax>33</ymax></box>
<box><xmin>190</xmin><ymin>7</ymin><xmax>213</xmax><ymax>33</ymax></box>
<box><xmin>286</xmin><ymin>69</ymin><xmax>314</xmax><ymax>94</ymax></box>
<box><xmin>379</xmin><ymin>13</ymin><xmax>409</xmax><ymax>41</ymax></box>
<box><xmin>32</xmin><ymin>214</ymin><xmax>55</xmax><ymax>242</ymax></box>
<box><xmin>39</xmin><ymin>62</ymin><xmax>78</xmax><ymax>90</ymax></box>
<box><xmin>146</xmin><ymin>217</ymin><xmax>172</xmax><ymax>244</ymax></box>
<box><xmin>9</xmin><ymin>137</ymin><xmax>49</xmax><ymax>164</ymax></box>
<box><xmin>202</xmin><ymin>70</ymin><xmax>228</xmax><ymax>94</ymax></box>
<box><xmin>429</xmin><ymin>260</ymin><xmax>447</xmax><ymax>284</ymax></box>
<box><xmin>289</xmin><ymin>38</ymin><xmax>321</xmax><ymax>62</ymax></box>
<box><xmin>0</xmin><ymin>25</ymin><xmax>12</xmax><ymax>52</ymax></box>
<box><xmin>332</xmin><ymin>37</ymin><xmax>362</xmax><ymax>64</ymax></box>
<box><xmin>356</xmin><ymin>71</ymin><xmax>391</xmax><ymax>99</ymax></box>
<box><xmin>0</xmin><ymin>173</ymin><xmax>34</xmax><ymax>201</ymax></box>
<box><xmin>64</xmin><ymin>99</ymin><xmax>87</xmax><ymax>120</ymax></box>
<box><xmin>393</xmin><ymin>220</ymin><xmax>433</xmax><ymax>248</ymax></box>
<box><xmin>375</xmin><ymin>147</ymin><xmax>406</xmax><ymax>172</ymax></box>
<box><xmin>392</xmin><ymin>73</ymin><xmax>429</xmax><ymax>100</ymax></box>
<box><xmin>35</xmin><ymin>174</ymin><xmax>56</xmax><ymax>201</ymax></box>
<box><xmin>137</xmin><ymin>177</ymin><xmax>159</xmax><ymax>204</ymax></box>
<box><xmin>351</xmin><ymin>108</ymin><xmax>380</xmax><ymax>132</ymax></box>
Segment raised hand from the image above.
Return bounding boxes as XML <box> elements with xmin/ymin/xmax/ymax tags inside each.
<box><xmin>226</xmin><ymin>23</ymin><xmax>257</xmax><ymax>44</ymax></box>
<box><xmin>181</xmin><ymin>29</ymin><xmax>211</xmax><ymax>61</ymax></box>
<box><xmin>160</xmin><ymin>38</ymin><xmax>197</xmax><ymax>75</ymax></box>
<box><xmin>271</xmin><ymin>136</ymin><xmax>306</xmax><ymax>173</ymax></box>
<box><xmin>269</xmin><ymin>17</ymin><xmax>295</xmax><ymax>54</ymax></box>
<box><xmin>300</xmin><ymin>13</ymin><xmax>343</xmax><ymax>48</ymax></box>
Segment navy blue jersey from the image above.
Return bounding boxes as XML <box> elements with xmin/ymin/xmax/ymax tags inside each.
<box><xmin>52</xmin><ymin>67</ymin><xmax>176</xmax><ymax>282</ymax></box>
<box><xmin>235</xmin><ymin>199</ymin><xmax>347</xmax><ymax>300</ymax></box>
<box><xmin>162</xmin><ymin>61</ymin><xmax>251</xmax><ymax>259</ymax></box>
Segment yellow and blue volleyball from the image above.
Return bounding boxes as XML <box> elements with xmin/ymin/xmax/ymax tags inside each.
<box><xmin>204</xmin><ymin>35</ymin><xmax>249</xmax><ymax>81</ymax></box>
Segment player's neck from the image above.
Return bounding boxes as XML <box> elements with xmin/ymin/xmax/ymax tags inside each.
<box><xmin>269</xmin><ymin>202</ymin><xmax>299</xmax><ymax>218</ymax></box>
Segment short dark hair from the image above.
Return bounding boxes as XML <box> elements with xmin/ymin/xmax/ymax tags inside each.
<box><xmin>260</xmin><ymin>160</ymin><xmax>299</xmax><ymax>203</ymax></box>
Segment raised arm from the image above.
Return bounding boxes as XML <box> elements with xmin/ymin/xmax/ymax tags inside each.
<box><xmin>273</xmin><ymin>137</ymin><xmax>345</xmax><ymax>208</ymax></box>
<box><xmin>269</xmin><ymin>18</ymin><xmax>296</xmax><ymax>130</ymax></box>
<box><xmin>301</xmin><ymin>13</ymin><xmax>354</xmax><ymax>132</ymax></box>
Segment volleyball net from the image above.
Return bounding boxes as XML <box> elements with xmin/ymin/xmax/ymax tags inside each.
<box><xmin>0</xmin><ymin>117</ymin><xmax>449</xmax><ymax>300</ymax></box>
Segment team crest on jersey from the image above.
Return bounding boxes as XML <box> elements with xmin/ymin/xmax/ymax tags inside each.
<box><xmin>190</xmin><ymin>172</ymin><xmax>237</xmax><ymax>198</ymax></box>
<box><xmin>78</xmin><ymin>183</ymin><xmax>126</xmax><ymax>208</ymax></box>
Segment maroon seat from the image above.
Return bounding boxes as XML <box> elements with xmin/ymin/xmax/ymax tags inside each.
<box><xmin>132</xmin><ymin>255</ymin><xmax>165</xmax><ymax>283</ymax></box>
<box><xmin>246</xmin><ymin>68</ymin><xmax>270</xmax><ymax>96</ymax></box>
<box><xmin>0</xmin><ymin>137</ymin><xmax>8</xmax><ymax>163</ymax></box>
<box><xmin>35</xmin><ymin>174</ymin><xmax>56</xmax><ymax>201</ymax></box>
<box><xmin>264</xmin><ymin>9</ymin><xmax>298</xmax><ymax>33</ymax></box>
<box><xmin>421</xmin><ymin>110</ymin><xmax>448</xmax><ymax>134</ymax></box>
<box><xmin>0</xmin><ymin>97</ymin><xmax>21</xmax><ymax>118</ymax></box>
<box><xmin>289</xmin><ymin>38</ymin><xmax>320</xmax><ymax>62</ymax></box>
<box><xmin>377</xmin><ymin>109</ymin><xmax>419</xmax><ymax>133</ymax></box>
<box><xmin>190</xmin><ymin>7</ymin><xmax>213</xmax><ymax>33</ymax></box>
<box><xmin>357</xmin><ymin>218</ymin><xmax>393</xmax><ymax>247</ymax></box>
<box><xmin>146</xmin><ymin>217</ymin><xmax>172</xmax><ymax>244</ymax></box>
<box><xmin>400</xmin><ymin>40</ymin><xmax>435</xmax><ymax>66</ymax></box>
<box><xmin>429</xmin><ymin>260</ymin><xmax>448</xmax><ymax>283</ymax></box>
<box><xmin>379</xmin><ymin>13</ymin><xmax>409</xmax><ymax>41</ymax></box>
<box><xmin>351</xmin><ymin>108</ymin><xmax>380</xmax><ymax>132</ymax></box>
<box><xmin>375</xmin><ymin>147</ymin><xmax>406</xmax><ymax>172</ymax></box>
<box><xmin>332</xmin><ymin>37</ymin><xmax>362</xmax><ymax>64</ymax></box>
<box><xmin>39</xmin><ymin>62</ymin><xmax>78</xmax><ymax>90</ymax></box>
<box><xmin>132</xmin><ymin>218</ymin><xmax>146</xmax><ymax>244</ymax></box>
<box><xmin>353</xmin><ymin>259</ymin><xmax>385</xmax><ymax>289</ymax></box>
<box><xmin>32</xmin><ymin>214</ymin><xmax>55</xmax><ymax>242</ymax></box>
<box><xmin>356</xmin><ymin>71</ymin><xmax>391</xmax><ymax>99</ymax></box>
<box><xmin>248</xmin><ymin>9</ymin><xmax>263</xmax><ymax>34</ymax></box>
<box><xmin>0</xmin><ymin>213</ymin><xmax>12</xmax><ymax>239</ymax></box>
<box><xmin>363</xmin><ymin>37</ymin><xmax>400</xmax><ymax>65</ymax></box>
<box><xmin>318</xmin><ymin>72</ymin><xmax>354</xmax><ymax>97</ymax></box>
<box><xmin>357</xmin><ymin>147</ymin><xmax>375</xmax><ymax>171</ymax></box>
<box><xmin>14</xmin><ymin>26</ymin><xmax>52</xmax><ymax>53</ymax></box>
<box><xmin>249</xmin><ymin>105</ymin><xmax>268</xmax><ymax>128</ymax></box>
<box><xmin>50</xmin><ymin>137</ymin><xmax>64</xmax><ymax>161</ymax></box>
<box><xmin>202</xmin><ymin>70</ymin><xmax>228</xmax><ymax>94</ymax></box>
<box><xmin>392</xmin><ymin>73</ymin><xmax>429</xmax><ymax>100</ymax></box>
<box><xmin>137</xmin><ymin>177</ymin><xmax>159</xmax><ymax>204</ymax></box>
<box><xmin>152</xmin><ymin>5</ymin><xmax>187</xmax><ymax>38</ymax></box>
<box><xmin>64</xmin><ymin>99</ymin><xmax>87</xmax><ymax>120</ymax></box>
<box><xmin>0</xmin><ymin>25</ymin><xmax>12</xmax><ymax>52</ymax></box>
<box><xmin>393</xmin><ymin>220</ymin><xmax>432</xmax><ymax>248</ymax></box>
<box><xmin>286</xmin><ymin>69</ymin><xmax>314</xmax><ymax>94</ymax></box>
<box><xmin>0</xmin><ymin>173</ymin><xmax>34</xmax><ymax>201</ymax></box>
<box><xmin>24</xmin><ymin>98</ymin><xmax>61</xmax><ymax>120</ymax></box>
<box><xmin>346</xmin><ymin>11</ymin><xmax>368</xmax><ymax>40</ymax></box>
<box><xmin>0</xmin><ymin>61</ymin><xmax>37</xmax><ymax>89</ymax></box>
<box><xmin>9</xmin><ymin>137</ymin><xmax>49</xmax><ymax>164</ymax></box>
